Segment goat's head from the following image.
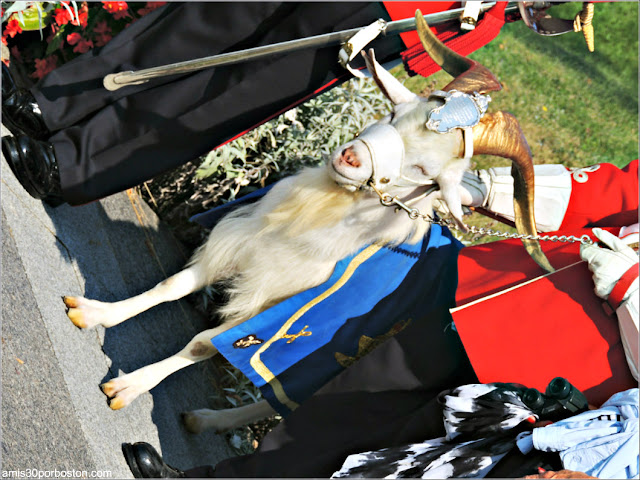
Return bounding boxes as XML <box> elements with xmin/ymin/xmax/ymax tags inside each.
<box><xmin>328</xmin><ymin>10</ymin><xmax>554</xmax><ymax>273</ymax></box>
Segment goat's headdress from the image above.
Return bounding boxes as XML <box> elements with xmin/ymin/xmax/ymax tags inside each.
<box><xmin>360</xmin><ymin>10</ymin><xmax>554</xmax><ymax>273</ymax></box>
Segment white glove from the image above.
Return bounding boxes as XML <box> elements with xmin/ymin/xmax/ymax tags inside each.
<box><xmin>432</xmin><ymin>165</ymin><xmax>572</xmax><ymax>233</ymax></box>
<box><xmin>581</xmin><ymin>228</ymin><xmax>639</xmax><ymax>381</ymax></box>
<box><xmin>580</xmin><ymin>228</ymin><xmax>639</xmax><ymax>302</ymax></box>
<box><xmin>458</xmin><ymin>169</ymin><xmax>491</xmax><ymax>207</ymax></box>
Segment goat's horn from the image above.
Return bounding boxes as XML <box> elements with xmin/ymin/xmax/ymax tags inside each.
<box><xmin>415</xmin><ymin>10</ymin><xmax>501</xmax><ymax>94</ymax></box>
<box><xmin>471</xmin><ymin>112</ymin><xmax>555</xmax><ymax>273</ymax></box>
<box><xmin>416</xmin><ymin>9</ymin><xmax>552</xmax><ymax>271</ymax></box>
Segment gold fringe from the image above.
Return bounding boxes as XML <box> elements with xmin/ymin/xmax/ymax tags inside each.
<box><xmin>574</xmin><ymin>2</ymin><xmax>595</xmax><ymax>53</ymax></box>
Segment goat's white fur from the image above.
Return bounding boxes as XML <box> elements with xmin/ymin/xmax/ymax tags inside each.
<box><xmin>64</xmin><ymin>167</ymin><xmax>438</xmax><ymax>419</ymax></box>
<box><xmin>64</xmin><ymin>50</ymin><xmax>472</xmax><ymax>431</ymax></box>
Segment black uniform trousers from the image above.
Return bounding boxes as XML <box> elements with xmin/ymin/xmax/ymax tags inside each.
<box><xmin>203</xmin><ymin>305</ymin><xmax>480</xmax><ymax>478</ymax></box>
<box><xmin>32</xmin><ymin>2</ymin><xmax>405</xmax><ymax>205</ymax></box>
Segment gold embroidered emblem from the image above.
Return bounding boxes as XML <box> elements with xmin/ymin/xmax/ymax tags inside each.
<box><xmin>334</xmin><ymin>318</ymin><xmax>412</xmax><ymax>368</ymax></box>
<box><xmin>233</xmin><ymin>334</ymin><xmax>264</xmax><ymax>349</ymax></box>
<box><xmin>281</xmin><ymin>325</ymin><xmax>312</xmax><ymax>344</ymax></box>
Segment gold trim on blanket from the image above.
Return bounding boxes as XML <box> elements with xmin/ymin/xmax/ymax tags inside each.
<box><xmin>249</xmin><ymin>244</ymin><xmax>382</xmax><ymax>411</ymax></box>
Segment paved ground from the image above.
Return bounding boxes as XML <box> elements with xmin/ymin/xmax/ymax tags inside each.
<box><xmin>1</xmin><ymin>125</ymin><xmax>233</xmax><ymax>477</ymax></box>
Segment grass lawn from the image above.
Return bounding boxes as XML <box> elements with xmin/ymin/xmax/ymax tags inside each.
<box><xmin>397</xmin><ymin>1</ymin><xmax>638</xmax><ymax>171</ymax></box>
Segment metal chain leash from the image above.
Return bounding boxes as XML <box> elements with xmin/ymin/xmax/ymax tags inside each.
<box><xmin>369</xmin><ymin>182</ymin><xmax>594</xmax><ymax>246</ymax></box>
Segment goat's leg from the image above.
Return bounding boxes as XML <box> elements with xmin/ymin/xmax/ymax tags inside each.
<box><xmin>101</xmin><ymin>325</ymin><xmax>228</xmax><ymax>409</ymax></box>
<box><xmin>64</xmin><ymin>264</ymin><xmax>208</xmax><ymax>329</ymax></box>
<box><xmin>440</xmin><ymin>182</ymin><xmax>466</xmax><ymax>230</ymax></box>
<box><xmin>437</xmin><ymin>168</ymin><xmax>468</xmax><ymax>232</ymax></box>
<box><xmin>182</xmin><ymin>400</ymin><xmax>277</xmax><ymax>434</ymax></box>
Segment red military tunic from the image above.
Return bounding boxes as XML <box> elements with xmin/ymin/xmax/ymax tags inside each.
<box><xmin>453</xmin><ymin>160</ymin><xmax>638</xmax><ymax>406</ymax></box>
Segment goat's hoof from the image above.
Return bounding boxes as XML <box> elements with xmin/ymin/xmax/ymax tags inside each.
<box><xmin>107</xmin><ymin>396</ymin><xmax>127</xmax><ymax>410</ymax></box>
<box><xmin>181</xmin><ymin>411</ymin><xmax>204</xmax><ymax>434</ymax></box>
<box><xmin>62</xmin><ymin>296</ymin><xmax>80</xmax><ymax>308</ymax></box>
<box><xmin>100</xmin><ymin>372</ymin><xmax>150</xmax><ymax>410</ymax></box>
<box><xmin>67</xmin><ymin>308</ymin><xmax>88</xmax><ymax>329</ymax></box>
<box><xmin>101</xmin><ymin>383</ymin><xmax>135</xmax><ymax>410</ymax></box>
<box><xmin>63</xmin><ymin>296</ymin><xmax>116</xmax><ymax>329</ymax></box>
<box><xmin>63</xmin><ymin>296</ymin><xmax>88</xmax><ymax>328</ymax></box>
<box><xmin>100</xmin><ymin>381</ymin><xmax>118</xmax><ymax>397</ymax></box>
<box><xmin>63</xmin><ymin>295</ymin><xmax>92</xmax><ymax>329</ymax></box>
<box><xmin>181</xmin><ymin>409</ymin><xmax>231</xmax><ymax>434</ymax></box>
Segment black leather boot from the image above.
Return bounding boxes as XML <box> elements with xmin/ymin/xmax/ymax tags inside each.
<box><xmin>2</xmin><ymin>134</ymin><xmax>64</xmax><ymax>206</ymax></box>
<box><xmin>2</xmin><ymin>63</ymin><xmax>51</xmax><ymax>140</ymax></box>
<box><xmin>122</xmin><ymin>442</ymin><xmax>186</xmax><ymax>478</ymax></box>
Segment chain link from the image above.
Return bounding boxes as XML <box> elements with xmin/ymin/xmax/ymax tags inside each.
<box><xmin>372</xmin><ymin>186</ymin><xmax>593</xmax><ymax>246</ymax></box>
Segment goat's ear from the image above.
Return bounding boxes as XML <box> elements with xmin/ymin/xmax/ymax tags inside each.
<box><xmin>361</xmin><ymin>49</ymin><xmax>419</xmax><ymax>105</ymax></box>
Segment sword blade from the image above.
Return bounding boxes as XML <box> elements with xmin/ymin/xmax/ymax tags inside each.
<box><xmin>104</xmin><ymin>2</ymin><xmax>518</xmax><ymax>91</ymax></box>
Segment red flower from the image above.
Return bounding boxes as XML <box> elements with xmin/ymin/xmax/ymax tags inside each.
<box><xmin>71</xmin><ymin>3</ymin><xmax>89</xmax><ymax>28</ymax></box>
<box><xmin>102</xmin><ymin>1</ymin><xmax>128</xmax><ymax>13</ymax></box>
<box><xmin>53</xmin><ymin>6</ymin><xmax>72</xmax><ymax>26</ymax></box>
<box><xmin>137</xmin><ymin>2</ymin><xmax>166</xmax><ymax>17</ymax></box>
<box><xmin>66</xmin><ymin>31</ymin><xmax>81</xmax><ymax>43</ymax></box>
<box><xmin>31</xmin><ymin>56</ymin><xmax>58</xmax><ymax>80</ymax></box>
<box><xmin>93</xmin><ymin>21</ymin><xmax>113</xmax><ymax>47</ymax></box>
<box><xmin>4</xmin><ymin>17</ymin><xmax>23</xmax><ymax>38</ymax></box>
<box><xmin>2</xmin><ymin>17</ymin><xmax>21</xmax><ymax>55</ymax></box>
<box><xmin>67</xmin><ymin>32</ymin><xmax>94</xmax><ymax>53</ymax></box>
<box><xmin>102</xmin><ymin>1</ymin><xmax>130</xmax><ymax>20</ymax></box>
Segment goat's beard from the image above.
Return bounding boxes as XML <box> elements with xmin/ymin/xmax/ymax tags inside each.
<box><xmin>262</xmin><ymin>167</ymin><xmax>363</xmax><ymax>238</ymax></box>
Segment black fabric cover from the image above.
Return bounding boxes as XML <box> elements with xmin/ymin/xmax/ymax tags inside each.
<box><xmin>211</xmin><ymin>301</ymin><xmax>478</xmax><ymax>477</ymax></box>
<box><xmin>32</xmin><ymin>2</ymin><xmax>404</xmax><ymax>204</ymax></box>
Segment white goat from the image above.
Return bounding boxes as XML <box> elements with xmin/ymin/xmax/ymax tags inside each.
<box><xmin>63</xmin><ymin>12</ymin><xmax>549</xmax><ymax>433</ymax></box>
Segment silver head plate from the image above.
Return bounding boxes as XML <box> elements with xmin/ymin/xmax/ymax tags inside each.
<box><xmin>425</xmin><ymin>90</ymin><xmax>490</xmax><ymax>134</ymax></box>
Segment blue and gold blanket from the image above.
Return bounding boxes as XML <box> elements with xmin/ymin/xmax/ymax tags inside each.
<box><xmin>210</xmin><ymin>224</ymin><xmax>462</xmax><ymax>415</ymax></box>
